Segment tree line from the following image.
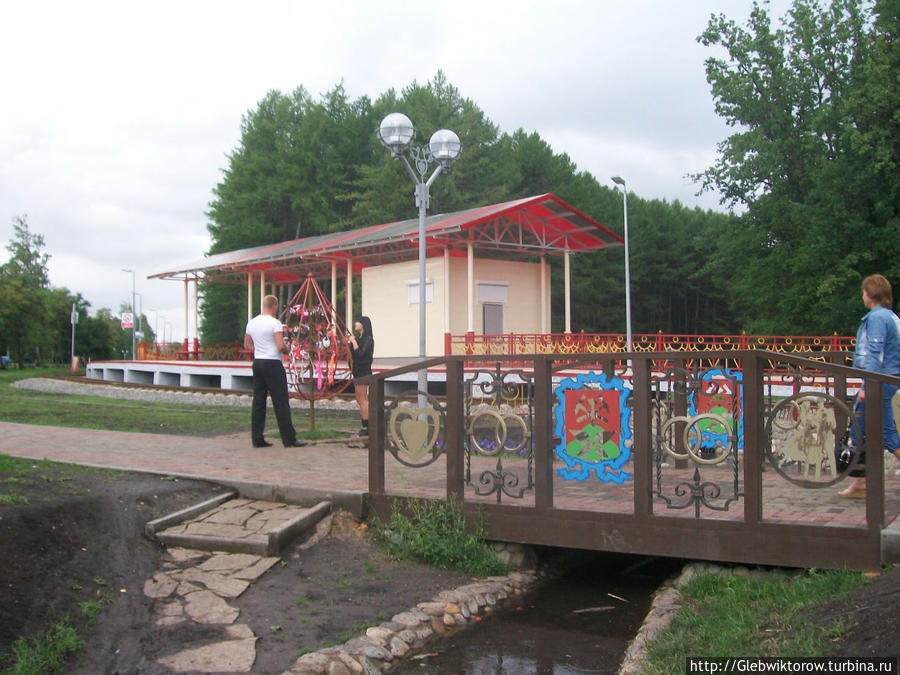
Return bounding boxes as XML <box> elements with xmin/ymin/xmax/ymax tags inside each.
<box><xmin>0</xmin><ymin>216</ymin><xmax>153</xmax><ymax>367</ymax></box>
<box><xmin>5</xmin><ymin>0</ymin><xmax>896</xmax><ymax>365</ymax></box>
<box><xmin>204</xmin><ymin>0</ymin><xmax>898</xmax><ymax>342</ymax></box>
<box><xmin>202</xmin><ymin>0</ymin><xmax>900</xmax><ymax>340</ymax></box>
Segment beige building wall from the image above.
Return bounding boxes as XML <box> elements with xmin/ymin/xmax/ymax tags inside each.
<box><xmin>364</xmin><ymin>256</ymin><xmax>549</xmax><ymax>358</ymax></box>
<box><xmin>362</xmin><ymin>258</ymin><xmax>447</xmax><ymax>359</ymax></box>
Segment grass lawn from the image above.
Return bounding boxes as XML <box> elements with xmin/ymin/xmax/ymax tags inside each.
<box><xmin>0</xmin><ymin>367</ymin><xmax>354</xmax><ymax>439</ymax></box>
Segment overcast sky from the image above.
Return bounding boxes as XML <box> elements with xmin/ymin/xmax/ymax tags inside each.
<box><xmin>0</xmin><ymin>0</ymin><xmax>787</xmax><ymax>344</ymax></box>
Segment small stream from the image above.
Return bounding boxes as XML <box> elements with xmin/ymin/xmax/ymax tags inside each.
<box><xmin>396</xmin><ymin>552</ymin><xmax>683</xmax><ymax>675</ymax></box>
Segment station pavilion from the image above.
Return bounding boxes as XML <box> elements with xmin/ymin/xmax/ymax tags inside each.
<box><xmin>148</xmin><ymin>193</ymin><xmax>623</xmax><ymax>360</ymax></box>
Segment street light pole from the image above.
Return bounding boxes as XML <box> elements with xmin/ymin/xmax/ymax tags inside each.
<box><xmin>611</xmin><ymin>176</ymin><xmax>632</xmax><ymax>352</ymax></box>
<box><xmin>377</xmin><ymin>113</ymin><xmax>462</xmax><ymax>401</ymax></box>
<box><xmin>122</xmin><ymin>268</ymin><xmax>136</xmax><ymax>360</ymax></box>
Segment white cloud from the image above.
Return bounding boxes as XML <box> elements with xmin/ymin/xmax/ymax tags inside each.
<box><xmin>1</xmin><ymin>0</ymin><xmax>781</xmax><ymax>345</ymax></box>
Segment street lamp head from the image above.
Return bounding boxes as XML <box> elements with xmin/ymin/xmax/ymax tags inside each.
<box><xmin>377</xmin><ymin>112</ymin><xmax>415</xmax><ymax>156</ymax></box>
<box><xmin>611</xmin><ymin>175</ymin><xmax>626</xmax><ymax>187</ymax></box>
<box><xmin>429</xmin><ymin>129</ymin><xmax>462</xmax><ymax>169</ymax></box>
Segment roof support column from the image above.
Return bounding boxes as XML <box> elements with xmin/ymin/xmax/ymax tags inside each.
<box><xmin>259</xmin><ymin>270</ymin><xmax>266</xmax><ymax>311</ymax></box>
<box><xmin>540</xmin><ymin>255</ymin><xmax>548</xmax><ymax>334</ymax></box>
<box><xmin>564</xmin><ymin>248</ymin><xmax>571</xmax><ymax>333</ymax></box>
<box><xmin>331</xmin><ymin>261</ymin><xmax>338</xmax><ymax>327</ymax></box>
<box><xmin>193</xmin><ymin>277</ymin><xmax>199</xmax><ymax>348</ymax></box>
<box><xmin>246</xmin><ymin>272</ymin><xmax>253</xmax><ymax>324</ymax></box>
<box><xmin>466</xmin><ymin>243</ymin><xmax>474</xmax><ymax>333</ymax></box>
<box><xmin>443</xmin><ymin>247</ymin><xmax>450</xmax><ymax>333</ymax></box>
<box><xmin>346</xmin><ymin>259</ymin><xmax>353</xmax><ymax>329</ymax></box>
<box><xmin>183</xmin><ymin>278</ymin><xmax>189</xmax><ymax>351</ymax></box>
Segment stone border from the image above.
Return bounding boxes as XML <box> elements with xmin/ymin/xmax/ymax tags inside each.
<box><xmin>145</xmin><ymin>491</ymin><xmax>237</xmax><ymax>537</ymax></box>
<box><xmin>284</xmin><ymin>570</ymin><xmax>541</xmax><ymax>674</ymax></box>
<box><xmin>617</xmin><ymin>562</ymin><xmax>797</xmax><ymax>674</ymax></box>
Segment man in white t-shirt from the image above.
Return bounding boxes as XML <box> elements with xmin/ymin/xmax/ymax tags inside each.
<box><xmin>243</xmin><ymin>295</ymin><xmax>307</xmax><ymax>448</ymax></box>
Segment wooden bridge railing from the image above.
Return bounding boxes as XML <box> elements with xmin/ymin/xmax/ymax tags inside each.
<box><xmin>365</xmin><ymin>351</ymin><xmax>899</xmax><ymax>571</ymax></box>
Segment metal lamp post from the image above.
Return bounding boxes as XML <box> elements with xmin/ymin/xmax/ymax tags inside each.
<box><xmin>377</xmin><ymin>113</ymin><xmax>462</xmax><ymax>399</ymax></box>
<box><xmin>611</xmin><ymin>176</ymin><xmax>632</xmax><ymax>352</ymax></box>
<box><xmin>122</xmin><ymin>268</ymin><xmax>136</xmax><ymax>360</ymax></box>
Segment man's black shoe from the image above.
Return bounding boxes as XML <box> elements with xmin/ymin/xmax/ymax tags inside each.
<box><xmin>285</xmin><ymin>440</ymin><xmax>308</xmax><ymax>447</ymax></box>
<box><xmin>253</xmin><ymin>440</ymin><xmax>273</xmax><ymax>448</ymax></box>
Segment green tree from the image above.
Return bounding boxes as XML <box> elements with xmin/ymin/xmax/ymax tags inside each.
<box><xmin>203</xmin><ymin>72</ymin><xmax>741</xmax><ymax>340</ymax></box>
<box><xmin>0</xmin><ymin>216</ymin><xmax>51</xmax><ymax>365</ymax></box>
<box><xmin>78</xmin><ymin>308</ymin><xmax>121</xmax><ymax>361</ymax></box>
<box><xmin>695</xmin><ymin>0</ymin><xmax>899</xmax><ymax>334</ymax></box>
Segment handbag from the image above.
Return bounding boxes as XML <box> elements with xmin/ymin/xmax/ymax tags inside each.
<box><xmin>835</xmin><ymin>424</ymin><xmax>866</xmax><ymax>477</ymax></box>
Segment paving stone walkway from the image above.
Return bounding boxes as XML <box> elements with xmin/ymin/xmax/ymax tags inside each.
<box><xmin>146</xmin><ymin>547</ymin><xmax>278</xmax><ymax>672</ymax></box>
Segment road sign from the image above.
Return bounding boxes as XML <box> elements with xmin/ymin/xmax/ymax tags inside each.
<box><xmin>121</xmin><ymin>312</ymin><xmax>134</xmax><ymax>329</ymax></box>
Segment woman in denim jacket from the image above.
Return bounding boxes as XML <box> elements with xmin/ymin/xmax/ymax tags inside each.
<box><xmin>839</xmin><ymin>274</ymin><xmax>900</xmax><ymax>498</ymax></box>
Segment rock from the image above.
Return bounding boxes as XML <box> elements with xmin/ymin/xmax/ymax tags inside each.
<box><xmin>180</xmin><ymin>567</ymin><xmax>250</xmax><ymax>599</ymax></box>
<box><xmin>334</xmin><ymin>653</ymin><xmax>364</xmax><ymax>674</ymax></box>
<box><xmin>182</xmin><ymin>589</ymin><xmax>239</xmax><ymax>624</ymax></box>
<box><xmin>389</xmin><ymin>636</ymin><xmax>410</xmax><ymax>658</ymax></box>
<box><xmin>416</xmin><ymin>602</ymin><xmax>446</xmax><ymax>616</ymax></box>
<box><xmin>199</xmin><ymin>552</ymin><xmax>261</xmax><ymax>572</ymax></box>
<box><xmin>327</xmin><ymin>660</ymin><xmax>352</xmax><ymax>675</ymax></box>
<box><xmin>143</xmin><ymin>572</ymin><xmax>178</xmax><ymax>599</ymax></box>
<box><xmin>156</xmin><ymin>637</ymin><xmax>256</xmax><ymax>673</ymax></box>
<box><xmin>232</xmin><ymin>556</ymin><xmax>281</xmax><ymax>581</ymax></box>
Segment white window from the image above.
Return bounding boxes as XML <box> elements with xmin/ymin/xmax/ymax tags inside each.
<box><xmin>405</xmin><ymin>279</ymin><xmax>434</xmax><ymax>304</ymax></box>
<box><xmin>477</xmin><ymin>282</ymin><xmax>508</xmax><ymax>304</ymax></box>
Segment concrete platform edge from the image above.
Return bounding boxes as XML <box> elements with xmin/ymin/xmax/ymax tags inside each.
<box><xmin>144</xmin><ymin>490</ymin><xmax>237</xmax><ymax>538</ymax></box>
<box><xmin>219</xmin><ymin>480</ymin><xmax>367</xmax><ymax>520</ymax></box>
<box><xmin>268</xmin><ymin>500</ymin><xmax>333</xmax><ymax>556</ymax></box>
<box><xmin>155</xmin><ymin>532</ymin><xmax>268</xmax><ymax>556</ymax></box>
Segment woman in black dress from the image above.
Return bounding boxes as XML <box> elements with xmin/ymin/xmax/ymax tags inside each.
<box><xmin>348</xmin><ymin>316</ymin><xmax>374</xmax><ymax>436</ymax></box>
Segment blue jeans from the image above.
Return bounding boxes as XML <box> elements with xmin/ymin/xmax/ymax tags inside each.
<box><xmin>852</xmin><ymin>383</ymin><xmax>900</xmax><ymax>453</ymax></box>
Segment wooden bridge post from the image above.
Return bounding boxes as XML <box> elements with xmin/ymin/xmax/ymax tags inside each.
<box><xmin>741</xmin><ymin>354</ymin><xmax>762</xmax><ymax>525</ymax></box>
<box><xmin>367</xmin><ymin>376</ymin><xmax>385</xmax><ymax>495</ymax></box>
<box><xmin>632</xmin><ymin>357</ymin><xmax>653</xmax><ymax>517</ymax></box>
<box><xmin>445</xmin><ymin>357</ymin><xmax>465</xmax><ymax>502</ymax></box>
<box><xmin>864</xmin><ymin>377</ymin><xmax>885</xmax><ymax>530</ymax></box>
<box><xmin>533</xmin><ymin>355</ymin><xmax>554</xmax><ymax>510</ymax></box>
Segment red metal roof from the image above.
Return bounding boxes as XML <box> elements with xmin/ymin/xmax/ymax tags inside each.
<box><xmin>150</xmin><ymin>194</ymin><xmax>623</xmax><ymax>283</ymax></box>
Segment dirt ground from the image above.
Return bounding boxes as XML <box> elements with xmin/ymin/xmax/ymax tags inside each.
<box><xmin>1</xmin><ymin>466</ymin><xmax>897</xmax><ymax>674</ymax></box>
<box><xmin>0</xmin><ymin>467</ymin><xmax>474</xmax><ymax>674</ymax></box>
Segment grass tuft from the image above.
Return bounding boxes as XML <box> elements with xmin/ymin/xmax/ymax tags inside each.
<box><xmin>4</xmin><ymin>616</ymin><xmax>83</xmax><ymax>675</ymax></box>
<box><xmin>376</xmin><ymin>496</ymin><xmax>508</xmax><ymax>577</ymax></box>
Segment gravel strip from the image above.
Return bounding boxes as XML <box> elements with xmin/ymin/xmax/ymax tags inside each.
<box><xmin>11</xmin><ymin>377</ymin><xmax>360</xmax><ymax>411</ymax></box>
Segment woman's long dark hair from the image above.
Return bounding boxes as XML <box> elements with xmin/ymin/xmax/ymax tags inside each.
<box><xmin>357</xmin><ymin>315</ymin><xmax>373</xmax><ymax>339</ymax></box>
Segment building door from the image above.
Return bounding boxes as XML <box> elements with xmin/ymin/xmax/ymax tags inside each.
<box><xmin>483</xmin><ymin>303</ymin><xmax>503</xmax><ymax>335</ymax></box>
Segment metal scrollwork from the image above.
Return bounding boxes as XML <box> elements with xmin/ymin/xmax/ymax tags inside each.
<box><xmin>475</xmin><ymin>458</ymin><xmax>528</xmax><ymax>502</ymax></box>
<box><xmin>652</xmin><ymin>365</ymin><xmax>742</xmax><ymax>515</ymax></box>
<box><xmin>385</xmin><ymin>393</ymin><xmax>445</xmax><ymax>468</ymax></box>
<box><xmin>464</xmin><ymin>366</ymin><xmax>535</xmax><ymax>502</ymax></box>
<box><xmin>673</xmin><ymin>468</ymin><xmax>731</xmax><ymax>517</ymax></box>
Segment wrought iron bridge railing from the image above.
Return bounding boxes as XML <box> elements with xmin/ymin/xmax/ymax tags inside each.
<box><xmin>364</xmin><ymin>351</ymin><xmax>899</xmax><ymax>571</ymax></box>
<box><xmin>445</xmin><ymin>332</ymin><xmax>854</xmax><ymax>357</ymax></box>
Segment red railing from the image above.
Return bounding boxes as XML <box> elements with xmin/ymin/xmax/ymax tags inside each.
<box><xmin>445</xmin><ymin>332</ymin><xmax>854</xmax><ymax>357</ymax></box>
<box><xmin>136</xmin><ymin>333</ymin><xmax>855</xmax><ymax>361</ymax></box>
<box><xmin>137</xmin><ymin>341</ymin><xmax>251</xmax><ymax>361</ymax></box>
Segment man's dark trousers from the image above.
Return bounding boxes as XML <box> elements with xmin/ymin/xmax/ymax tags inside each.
<box><xmin>251</xmin><ymin>358</ymin><xmax>297</xmax><ymax>446</ymax></box>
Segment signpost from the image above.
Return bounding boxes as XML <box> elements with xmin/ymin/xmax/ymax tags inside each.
<box><xmin>70</xmin><ymin>303</ymin><xmax>78</xmax><ymax>372</ymax></box>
